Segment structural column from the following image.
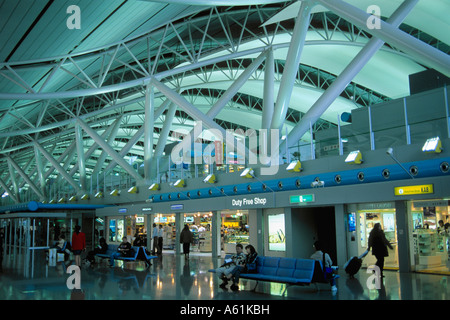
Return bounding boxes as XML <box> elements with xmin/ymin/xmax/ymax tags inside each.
<box><xmin>270</xmin><ymin>0</ymin><xmax>313</xmax><ymax>130</ymax></box>
<box><xmin>334</xmin><ymin>204</ymin><xmax>347</xmax><ymax>268</ymax></box>
<box><xmin>75</xmin><ymin>124</ymin><xmax>87</xmax><ymax>192</ymax></box>
<box><xmin>175</xmin><ymin>212</ymin><xmax>182</xmax><ymax>255</ymax></box>
<box><xmin>395</xmin><ymin>200</ymin><xmax>411</xmax><ymax>273</ymax></box>
<box><xmin>33</xmin><ymin>145</ymin><xmax>47</xmax><ymax>198</ymax></box>
<box><xmin>144</xmin><ymin>85</ymin><xmax>155</xmax><ymax>183</ymax></box>
<box><xmin>211</xmin><ymin>210</ymin><xmax>221</xmax><ymax>258</ymax></box>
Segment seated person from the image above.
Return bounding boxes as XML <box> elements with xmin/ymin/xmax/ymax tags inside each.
<box><xmin>86</xmin><ymin>237</ymin><xmax>108</xmax><ymax>264</ymax></box>
<box><xmin>47</xmin><ymin>235</ymin><xmax>71</xmax><ymax>259</ymax></box>
<box><xmin>133</xmin><ymin>234</ymin><xmax>145</xmax><ymax>247</ymax></box>
<box><xmin>109</xmin><ymin>236</ymin><xmax>133</xmax><ymax>267</ymax></box>
<box><xmin>52</xmin><ymin>235</ymin><xmax>70</xmax><ymax>253</ymax></box>
<box><xmin>229</xmin><ymin>244</ymin><xmax>258</xmax><ymax>291</ymax></box>
<box><xmin>215</xmin><ymin>244</ymin><xmax>246</xmax><ymax>289</ymax></box>
<box><xmin>310</xmin><ymin>240</ymin><xmax>337</xmax><ymax>292</ymax></box>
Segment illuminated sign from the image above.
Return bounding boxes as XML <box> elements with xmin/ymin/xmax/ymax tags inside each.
<box><xmin>290</xmin><ymin>194</ymin><xmax>315</xmax><ymax>204</ymax></box>
<box><xmin>394</xmin><ymin>184</ymin><xmax>434</xmax><ymax>196</ymax></box>
<box><xmin>170</xmin><ymin>204</ymin><xmax>184</xmax><ymax>210</ymax></box>
<box><xmin>229</xmin><ymin>196</ymin><xmax>270</xmax><ymax>208</ymax></box>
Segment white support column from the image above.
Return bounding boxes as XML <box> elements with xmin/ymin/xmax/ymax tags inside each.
<box><xmin>33</xmin><ymin>145</ymin><xmax>47</xmax><ymax>199</ymax></box>
<box><xmin>75</xmin><ymin>124</ymin><xmax>87</xmax><ymax>192</ymax></box>
<box><xmin>262</xmin><ymin>48</ymin><xmax>274</xmax><ymax>130</ymax></box>
<box><xmin>153</xmin><ymin>102</ymin><xmax>177</xmax><ymax>159</ymax></box>
<box><xmin>261</xmin><ymin>48</ymin><xmax>275</xmax><ymax>158</ymax></box>
<box><xmin>280</xmin><ymin>0</ymin><xmax>419</xmax><ymax>154</ymax></box>
<box><xmin>270</xmin><ymin>0</ymin><xmax>313</xmax><ymax>130</ymax></box>
<box><xmin>8</xmin><ymin>160</ymin><xmax>20</xmax><ymax>202</ymax></box>
<box><xmin>144</xmin><ymin>85</ymin><xmax>155</xmax><ymax>183</ymax></box>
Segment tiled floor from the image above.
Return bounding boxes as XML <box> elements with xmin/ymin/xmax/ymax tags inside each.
<box><xmin>1</xmin><ymin>248</ymin><xmax>450</xmax><ymax>301</ymax></box>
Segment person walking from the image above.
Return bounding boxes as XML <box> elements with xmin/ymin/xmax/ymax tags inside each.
<box><xmin>180</xmin><ymin>224</ymin><xmax>194</xmax><ymax>260</ymax></box>
<box><xmin>71</xmin><ymin>225</ymin><xmax>86</xmax><ymax>267</ymax></box>
<box><xmin>368</xmin><ymin>223</ymin><xmax>393</xmax><ymax>278</ymax></box>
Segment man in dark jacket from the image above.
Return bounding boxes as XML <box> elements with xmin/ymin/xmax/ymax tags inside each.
<box><xmin>110</xmin><ymin>236</ymin><xmax>133</xmax><ymax>267</ymax></box>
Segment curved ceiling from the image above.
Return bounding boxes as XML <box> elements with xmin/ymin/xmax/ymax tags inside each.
<box><xmin>0</xmin><ymin>0</ymin><xmax>448</xmax><ymax>202</ymax></box>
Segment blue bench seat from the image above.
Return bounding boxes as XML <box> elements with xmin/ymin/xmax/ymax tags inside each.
<box><xmin>209</xmin><ymin>255</ymin><xmax>338</xmax><ymax>293</ymax></box>
<box><xmin>96</xmin><ymin>245</ymin><xmax>157</xmax><ymax>267</ymax></box>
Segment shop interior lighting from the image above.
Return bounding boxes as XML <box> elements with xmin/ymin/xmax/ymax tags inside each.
<box><xmin>422</xmin><ymin>136</ymin><xmax>442</xmax><ymax>153</ymax></box>
<box><xmin>58</xmin><ymin>197</ymin><xmax>65</xmax><ymax>203</ymax></box>
<box><xmin>110</xmin><ymin>189</ymin><xmax>120</xmax><ymax>196</ymax></box>
<box><xmin>345</xmin><ymin>150</ymin><xmax>363</xmax><ymax>164</ymax></box>
<box><xmin>148</xmin><ymin>183</ymin><xmax>160</xmax><ymax>191</ymax></box>
<box><xmin>127</xmin><ymin>186</ymin><xmax>138</xmax><ymax>194</ymax></box>
<box><xmin>80</xmin><ymin>193</ymin><xmax>90</xmax><ymax>200</ymax></box>
<box><xmin>203</xmin><ymin>173</ymin><xmax>216</xmax><ymax>184</ymax></box>
<box><xmin>286</xmin><ymin>160</ymin><xmax>302</xmax><ymax>172</ymax></box>
<box><xmin>174</xmin><ymin>179</ymin><xmax>185</xmax><ymax>188</ymax></box>
<box><xmin>49</xmin><ymin>199</ymin><xmax>56</xmax><ymax>204</ymax></box>
<box><xmin>69</xmin><ymin>195</ymin><xmax>77</xmax><ymax>202</ymax></box>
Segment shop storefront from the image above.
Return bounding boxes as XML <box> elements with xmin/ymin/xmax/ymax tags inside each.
<box><xmin>348</xmin><ymin>202</ymin><xmax>399</xmax><ymax>270</ymax></box>
<box><xmin>183</xmin><ymin>212</ymin><xmax>213</xmax><ymax>252</ymax></box>
<box><xmin>408</xmin><ymin>199</ymin><xmax>449</xmax><ymax>274</ymax></box>
<box><xmin>153</xmin><ymin>213</ymin><xmax>176</xmax><ymax>250</ymax></box>
<box><xmin>106</xmin><ymin>213</ymin><xmax>148</xmax><ymax>245</ymax></box>
<box><xmin>221</xmin><ymin>209</ymin><xmax>250</xmax><ymax>253</ymax></box>
<box><xmin>151</xmin><ymin>212</ymin><xmax>212</xmax><ymax>252</ymax></box>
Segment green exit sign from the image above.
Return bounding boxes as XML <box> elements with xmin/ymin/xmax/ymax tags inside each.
<box><xmin>290</xmin><ymin>194</ymin><xmax>315</xmax><ymax>204</ymax></box>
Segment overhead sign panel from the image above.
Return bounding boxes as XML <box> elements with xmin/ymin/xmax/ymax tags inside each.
<box><xmin>394</xmin><ymin>184</ymin><xmax>434</xmax><ymax>196</ymax></box>
<box><xmin>290</xmin><ymin>194</ymin><xmax>315</xmax><ymax>204</ymax></box>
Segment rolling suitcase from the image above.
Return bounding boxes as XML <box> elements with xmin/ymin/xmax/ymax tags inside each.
<box><xmin>344</xmin><ymin>250</ymin><xmax>368</xmax><ymax>278</ymax></box>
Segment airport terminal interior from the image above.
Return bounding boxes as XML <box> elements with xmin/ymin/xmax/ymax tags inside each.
<box><xmin>0</xmin><ymin>0</ymin><xmax>449</xmax><ymax>303</ymax></box>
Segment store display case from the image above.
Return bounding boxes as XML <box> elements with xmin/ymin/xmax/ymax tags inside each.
<box><xmin>413</xmin><ymin>229</ymin><xmax>441</xmax><ymax>267</ymax></box>
<box><xmin>223</xmin><ymin>233</ymin><xmax>249</xmax><ymax>253</ymax></box>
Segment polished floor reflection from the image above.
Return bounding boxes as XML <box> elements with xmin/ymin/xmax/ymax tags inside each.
<box><xmin>0</xmin><ymin>248</ymin><xmax>449</xmax><ymax>300</ymax></box>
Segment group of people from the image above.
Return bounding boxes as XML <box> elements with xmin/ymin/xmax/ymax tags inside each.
<box><xmin>54</xmin><ymin>222</ymin><xmax>394</xmax><ymax>293</ymax></box>
<box><xmin>215</xmin><ymin>243</ymin><xmax>258</xmax><ymax>291</ymax></box>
